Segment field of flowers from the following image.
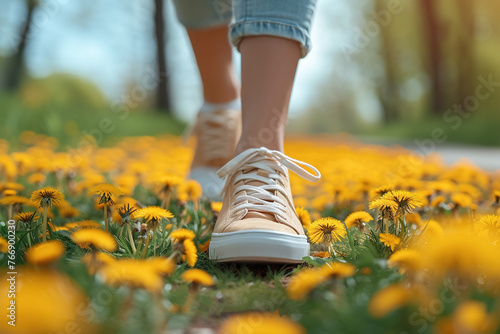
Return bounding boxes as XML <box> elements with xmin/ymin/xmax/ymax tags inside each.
<box><xmin>1</xmin><ymin>132</ymin><xmax>500</xmax><ymax>334</ymax></box>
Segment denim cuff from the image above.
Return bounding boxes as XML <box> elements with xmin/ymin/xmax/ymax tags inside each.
<box><xmin>229</xmin><ymin>20</ymin><xmax>311</xmax><ymax>58</ymax></box>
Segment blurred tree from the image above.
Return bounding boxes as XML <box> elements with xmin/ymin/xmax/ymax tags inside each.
<box><xmin>153</xmin><ymin>0</ymin><xmax>171</xmax><ymax>113</ymax></box>
<box><xmin>420</xmin><ymin>0</ymin><xmax>445</xmax><ymax>114</ymax></box>
<box><xmin>376</xmin><ymin>0</ymin><xmax>400</xmax><ymax>123</ymax></box>
<box><xmin>456</xmin><ymin>0</ymin><xmax>475</xmax><ymax>102</ymax></box>
<box><xmin>3</xmin><ymin>0</ymin><xmax>38</xmax><ymax>92</ymax></box>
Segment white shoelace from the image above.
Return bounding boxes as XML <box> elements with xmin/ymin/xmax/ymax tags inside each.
<box><xmin>217</xmin><ymin>147</ymin><xmax>321</xmax><ymax>223</ymax></box>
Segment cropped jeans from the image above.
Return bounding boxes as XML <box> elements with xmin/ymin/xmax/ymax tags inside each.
<box><xmin>172</xmin><ymin>0</ymin><xmax>317</xmax><ymax>57</ymax></box>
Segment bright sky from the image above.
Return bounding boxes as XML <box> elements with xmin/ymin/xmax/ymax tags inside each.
<box><xmin>0</xmin><ymin>0</ymin><xmax>382</xmax><ymax>122</ymax></box>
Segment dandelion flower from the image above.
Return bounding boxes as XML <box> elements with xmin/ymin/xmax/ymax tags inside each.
<box><xmin>25</xmin><ymin>240</ymin><xmax>65</xmax><ymax>265</ymax></box>
<box><xmin>82</xmin><ymin>252</ymin><xmax>116</xmax><ymax>275</ymax></box>
<box><xmin>220</xmin><ymin>312</ymin><xmax>306</xmax><ymax>334</ymax></box>
<box><xmin>182</xmin><ymin>239</ymin><xmax>198</xmax><ymax>267</ymax></box>
<box><xmin>311</xmin><ymin>251</ymin><xmax>329</xmax><ymax>258</ymax></box>
<box><xmin>345</xmin><ymin>211</ymin><xmax>373</xmax><ymax>230</ymax></box>
<box><xmin>368</xmin><ymin>283</ymin><xmax>411</xmax><ymax>318</ymax></box>
<box><xmin>72</xmin><ymin>228</ymin><xmax>117</xmax><ymax>252</ymax></box>
<box><xmin>388</xmin><ymin>249</ymin><xmax>424</xmax><ymax>274</ymax></box>
<box><xmin>13</xmin><ymin>211</ymin><xmax>39</xmax><ymax>224</ymax></box>
<box><xmin>379</xmin><ymin>233</ymin><xmax>400</xmax><ymax>251</ymax></box>
<box><xmin>146</xmin><ymin>257</ymin><xmax>176</xmax><ymax>276</ymax></box>
<box><xmin>178</xmin><ymin>179</ymin><xmax>203</xmax><ymax>201</ymax></box>
<box><xmin>430</xmin><ymin>195</ymin><xmax>446</xmax><ymax>208</ymax></box>
<box><xmin>211</xmin><ymin>201</ymin><xmax>223</xmax><ymax>213</ymax></box>
<box><xmin>2</xmin><ymin>189</ymin><xmax>16</xmax><ymax>196</ymax></box>
<box><xmin>170</xmin><ymin>229</ymin><xmax>196</xmax><ymax>242</ymax></box>
<box><xmin>287</xmin><ymin>268</ymin><xmax>327</xmax><ymax>300</ymax></box>
<box><xmin>88</xmin><ymin>183</ymin><xmax>124</xmax><ymax>205</ymax></box>
<box><xmin>134</xmin><ymin>206</ymin><xmax>173</xmax><ymax>230</ymax></box>
<box><xmin>308</xmin><ymin>217</ymin><xmax>346</xmax><ymax>244</ymax></box>
<box><xmin>318</xmin><ymin>261</ymin><xmax>356</xmax><ymax>278</ymax></box>
<box><xmin>65</xmin><ymin>220</ymin><xmax>102</xmax><ymax>230</ymax></box>
<box><xmin>30</xmin><ymin>187</ymin><xmax>65</xmax><ymax>208</ymax></box>
<box><xmin>30</xmin><ymin>187</ymin><xmax>64</xmax><ymax>242</ymax></box>
<box><xmin>475</xmin><ymin>215</ymin><xmax>500</xmax><ymax>241</ymax></box>
<box><xmin>493</xmin><ymin>190</ymin><xmax>500</xmax><ymax>204</ymax></box>
<box><xmin>181</xmin><ymin>269</ymin><xmax>215</xmax><ymax>287</ymax></box>
<box><xmin>295</xmin><ymin>207</ymin><xmax>312</xmax><ymax>229</ymax></box>
<box><xmin>451</xmin><ymin>192</ymin><xmax>473</xmax><ymax>209</ymax></box>
<box><xmin>370</xmin><ymin>185</ymin><xmax>394</xmax><ymax>199</ymax></box>
<box><xmin>369</xmin><ymin>198</ymin><xmax>397</xmax><ymax>219</ymax></box>
<box><xmin>58</xmin><ymin>206</ymin><xmax>80</xmax><ymax>219</ymax></box>
<box><xmin>99</xmin><ymin>259</ymin><xmax>164</xmax><ymax>292</ymax></box>
<box><xmin>453</xmin><ymin>301</ymin><xmax>497</xmax><ymax>334</ymax></box>
<box><xmin>380</xmin><ymin>190</ymin><xmax>423</xmax><ymax>215</ymax></box>
<box><xmin>0</xmin><ymin>236</ymin><xmax>8</xmax><ymax>253</ymax></box>
<box><xmin>27</xmin><ymin>172</ymin><xmax>46</xmax><ymax>185</ymax></box>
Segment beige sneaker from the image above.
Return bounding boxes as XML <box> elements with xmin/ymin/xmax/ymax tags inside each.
<box><xmin>188</xmin><ymin>109</ymin><xmax>241</xmax><ymax>200</ymax></box>
<box><xmin>209</xmin><ymin>147</ymin><xmax>321</xmax><ymax>263</ymax></box>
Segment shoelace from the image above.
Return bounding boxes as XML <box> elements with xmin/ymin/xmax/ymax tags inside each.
<box><xmin>184</xmin><ymin>112</ymin><xmax>236</xmax><ymax>161</ymax></box>
<box><xmin>217</xmin><ymin>147</ymin><xmax>321</xmax><ymax>223</ymax></box>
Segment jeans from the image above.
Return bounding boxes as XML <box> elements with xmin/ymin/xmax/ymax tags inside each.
<box><xmin>172</xmin><ymin>0</ymin><xmax>317</xmax><ymax>57</ymax></box>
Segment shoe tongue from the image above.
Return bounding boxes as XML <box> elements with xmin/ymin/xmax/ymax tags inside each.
<box><xmin>238</xmin><ymin>162</ymin><xmax>280</xmax><ymax>222</ymax></box>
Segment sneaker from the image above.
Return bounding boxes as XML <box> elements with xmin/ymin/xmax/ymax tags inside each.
<box><xmin>209</xmin><ymin>147</ymin><xmax>321</xmax><ymax>263</ymax></box>
<box><xmin>188</xmin><ymin>109</ymin><xmax>241</xmax><ymax>200</ymax></box>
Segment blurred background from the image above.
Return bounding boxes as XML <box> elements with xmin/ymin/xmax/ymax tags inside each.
<box><xmin>1</xmin><ymin>0</ymin><xmax>499</xmax><ymax>151</ymax></box>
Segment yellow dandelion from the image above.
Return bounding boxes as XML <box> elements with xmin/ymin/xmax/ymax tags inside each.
<box><xmin>134</xmin><ymin>206</ymin><xmax>173</xmax><ymax>222</ymax></box>
<box><xmin>88</xmin><ymin>183</ymin><xmax>124</xmax><ymax>205</ymax></box>
<box><xmin>30</xmin><ymin>187</ymin><xmax>65</xmax><ymax>208</ymax></box>
<box><xmin>71</xmin><ymin>228</ymin><xmax>117</xmax><ymax>252</ymax></box>
<box><xmin>388</xmin><ymin>249</ymin><xmax>424</xmax><ymax>274</ymax></box>
<box><xmin>58</xmin><ymin>206</ymin><xmax>80</xmax><ymax>218</ymax></box>
<box><xmin>99</xmin><ymin>259</ymin><xmax>164</xmax><ymax>292</ymax></box>
<box><xmin>199</xmin><ymin>240</ymin><xmax>210</xmax><ymax>253</ymax></box>
<box><xmin>369</xmin><ymin>198</ymin><xmax>397</xmax><ymax>219</ymax></box>
<box><xmin>475</xmin><ymin>215</ymin><xmax>500</xmax><ymax>241</ymax></box>
<box><xmin>380</xmin><ymin>190</ymin><xmax>423</xmax><ymax>214</ymax></box>
<box><xmin>13</xmin><ymin>211</ymin><xmax>39</xmax><ymax>224</ymax></box>
<box><xmin>368</xmin><ymin>283</ymin><xmax>411</xmax><ymax>318</ymax></box>
<box><xmin>0</xmin><ymin>236</ymin><xmax>8</xmax><ymax>253</ymax></box>
<box><xmin>182</xmin><ymin>239</ymin><xmax>198</xmax><ymax>267</ymax></box>
<box><xmin>219</xmin><ymin>312</ymin><xmax>306</xmax><ymax>334</ymax></box>
<box><xmin>146</xmin><ymin>257</ymin><xmax>176</xmax><ymax>276</ymax></box>
<box><xmin>3</xmin><ymin>189</ymin><xmax>16</xmax><ymax>196</ymax></box>
<box><xmin>211</xmin><ymin>201</ymin><xmax>223</xmax><ymax>213</ymax></box>
<box><xmin>181</xmin><ymin>269</ymin><xmax>215</xmax><ymax>287</ymax></box>
<box><xmin>295</xmin><ymin>207</ymin><xmax>312</xmax><ymax>229</ymax></box>
<box><xmin>0</xmin><ymin>182</ymin><xmax>25</xmax><ymax>192</ymax></box>
<box><xmin>379</xmin><ymin>233</ymin><xmax>400</xmax><ymax>251</ymax></box>
<box><xmin>345</xmin><ymin>211</ymin><xmax>373</xmax><ymax>229</ymax></box>
<box><xmin>453</xmin><ymin>301</ymin><xmax>497</xmax><ymax>334</ymax></box>
<box><xmin>30</xmin><ymin>187</ymin><xmax>64</xmax><ymax>242</ymax></box>
<box><xmin>65</xmin><ymin>220</ymin><xmax>102</xmax><ymax>230</ymax></box>
<box><xmin>178</xmin><ymin>179</ymin><xmax>203</xmax><ymax>201</ymax></box>
<box><xmin>451</xmin><ymin>192</ymin><xmax>473</xmax><ymax>209</ymax></box>
<box><xmin>27</xmin><ymin>172</ymin><xmax>46</xmax><ymax>185</ymax></box>
<box><xmin>287</xmin><ymin>268</ymin><xmax>327</xmax><ymax>300</ymax></box>
<box><xmin>318</xmin><ymin>261</ymin><xmax>356</xmax><ymax>278</ymax></box>
<box><xmin>311</xmin><ymin>251</ymin><xmax>329</xmax><ymax>258</ymax></box>
<box><xmin>370</xmin><ymin>184</ymin><xmax>394</xmax><ymax>199</ymax></box>
<box><xmin>170</xmin><ymin>228</ymin><xmax>196</xmax><ymax>242</ymax></box>
<box><xmin>493</xmin><ymin>190</ymin><xmax>500</xmax><ymax>204</ymax></box>
<box><xmin>307</xmin><ymin>217</ymin><xmax>346</xmax><ymax>244</ymax></box>
<box><xmin>430</xmin><ymin>195</ymin><xmax>446</xmax><ymax>208</ymax></box>
<box><xmin>24</xmin><ymin>240</ymin><xmax>65</xmax><ymax>265</ymax></box>
<box><xmin>0</xmin><ymin>195</ymin><xmax>33</xmax><ymax>206</ymax></box>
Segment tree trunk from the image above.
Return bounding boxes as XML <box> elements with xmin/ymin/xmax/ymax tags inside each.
<box><xmin>154</xmin><ymin>0</ymin><xmax>171</xmax><ymax>112</ymax></box>
<box><xmin>376</xmin><ymin>0</ymin><xmax>399</xmax><ymax>123</ymax></box>
<box><xmin>420</xmin><ymin>0</ymin><xmax>445</xmax><ymax>114</ymax></box>
<box><xmin>456</xmin><ymin>0</ymin><xmax>475</xmax><ymax>102</ymax></box>
<box><xmin>3</xmin><ymin>0</ymin><xmax>37</xmax><ymax>91</ymax></box>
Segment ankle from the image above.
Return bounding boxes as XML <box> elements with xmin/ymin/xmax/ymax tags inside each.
<box><xmin>234</xmin><ymin>134</ymin><xmax>283</xmax><ymax>156</ymax></box>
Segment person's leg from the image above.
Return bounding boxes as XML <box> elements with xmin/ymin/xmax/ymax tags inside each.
<box><xmin>235</xmin><ymin>36</ymin><xmax>301</xmax><ymax>154</ymax></box>
<box><xmin>187</xmin><ymin>26</ymin><xmax>239</xmax><ymax>104</ymax></box>
<box><xmin>209</xmin><ymin>0</ymin><xmax>319</xmax><ymax>263</ymax></box>
<box><xmin>172</xmin><ymin>0</ymin><xmax>241</xmax><ymax>200</ymax></box>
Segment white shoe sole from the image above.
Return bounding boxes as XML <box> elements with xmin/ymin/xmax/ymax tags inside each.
<box><xmin>209</xmin><ymin>230</ymin><xmax>310</xmax><ymax>264</ymax></box>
